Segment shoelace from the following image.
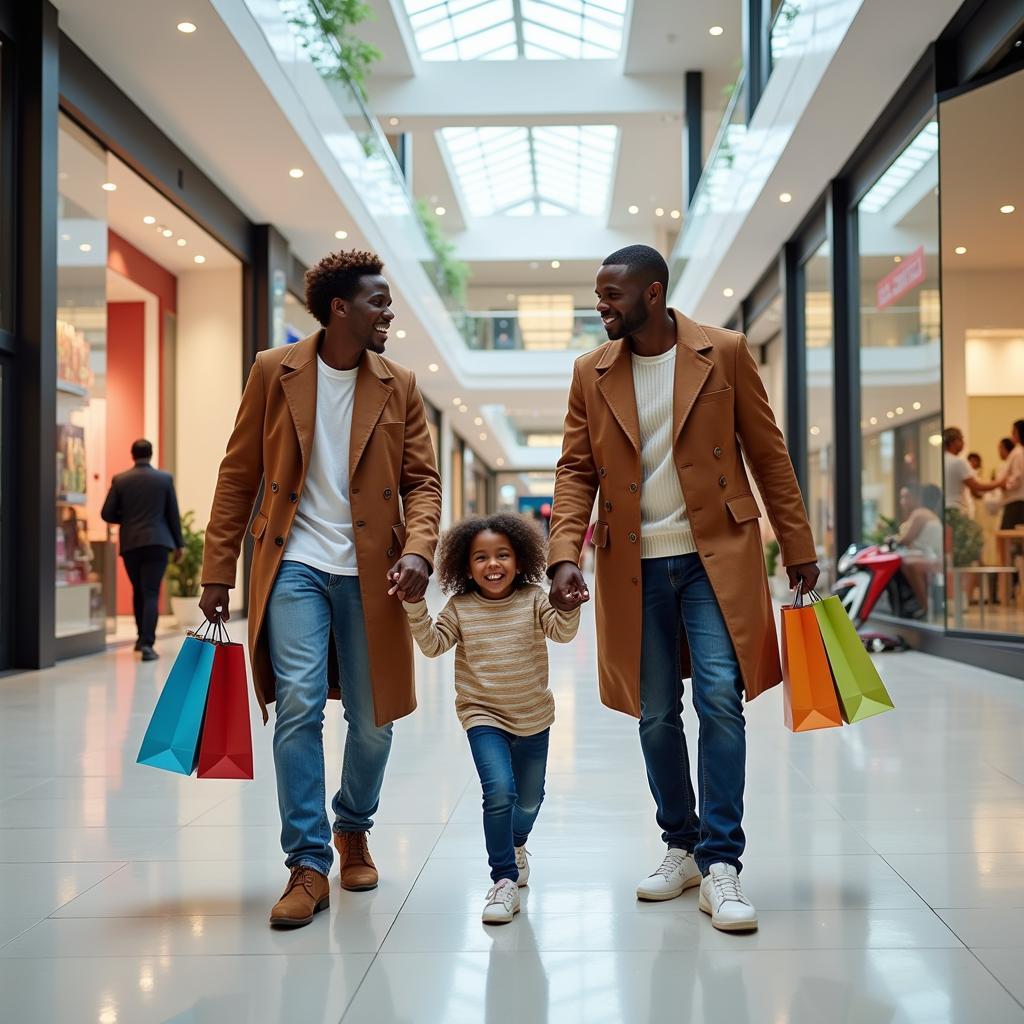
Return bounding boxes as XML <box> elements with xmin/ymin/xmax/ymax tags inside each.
<box><xmin>343</xmin><ymin>831</ymin><xmax>371</xmax><ymax>865</ymax></box>
<box><xmin>712</xmin><ymin>873</ymin><xmax>750</xmax><ymax>906</ymax></box>
<box><xmin>486</xmin><ymin>882</ymin><xmax>517</xmax><ymax>910</ymax></box>
<box><xmin>652</xmin><ymin>851</ymin><xmax>686</xmax><ymax>879</ymax></box>
<box><xmin>515</xmin><ymin>847</ymin><xmax>530</xmax><ymax>867</ymax></box>
<box><xmin>286</xmin><ymin>867</ymin><xmax>317</xmax><ymax>895</ymax></box>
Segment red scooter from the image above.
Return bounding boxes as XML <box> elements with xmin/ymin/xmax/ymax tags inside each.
<box><xmin>831</xmin><ymin>543</ymin><xmax>914</xmax><ymax>652</ymax></box>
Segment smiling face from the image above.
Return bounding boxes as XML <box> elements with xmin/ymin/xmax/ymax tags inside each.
<box><xmin>333</xmin><ymin>273</ymin><xmax>395</xmax><ymax>353</ymax></box>
<box><xmin>468</xmin><ymin>529</ymin><xmax>519</xmax><ymax>600</ymax></box>
<box><xmin>595</xmin><ymin>263</ymin><xmax>660</xmax><ymax>340</ymax></box>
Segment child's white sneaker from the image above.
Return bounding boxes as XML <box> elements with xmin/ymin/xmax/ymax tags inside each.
<box><xmin>482</xmin><ymin>878</ymin><xmax>520</xmax><ymax>925</ymax></box>
<box><xmin>636</xmin><ymin>848</ymin><xmax>702</xmax><ymax>901</ymax></box>
<box><xmin>514</xmin><ymin>846</ymin><xmax>530</xmax><ymax>887</ymax></box>
<box><xmin>699</xmin><ymin>862</ymin><xmax>758</xmax><ymax>932</ymax></box>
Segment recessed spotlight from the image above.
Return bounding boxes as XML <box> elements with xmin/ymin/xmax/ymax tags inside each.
<box><xmin>723</xmin><ymin>287</ymin><xmax>734</xmax><ymax>298</ymax></box>
<box><xmin>162</xmin><ymin>229</ymin><xmax>173</xmax><ymax>238</ymax></box>
<box><xmin>628</xmin><ymin>205</ymin><xmax>639</xmax><ymax>214</ymax></box>
<box><xmin>79</xmin><ymin>243</ymin><xmax>92</xmax><ymax>252</ymax></box>
<box><xmin>453</xmin><ymin>397</ymin><xmax>462</xmax><ymax>406</ymax></box>
<box><xmin>396</xmin><ymin>329</ymin><xmax>406</xmax><ymax>339</ymax></box>
<box><xmin>60</xmin><ymin>233</ymin><xmax>71</xmax><ymax>241</ymax></box>
<box><xmin>551</xmin><ymin>260</ymin><xmax>560</xmax><ymax>269</ymax></box>
<box><xmin>496</xmin><ymin>458</ymin><xmax>505</xmax><ymax>467</ymax></box>
<box><xmin>388</xmin><ymin>117</ymin><xmax>400</xmax><ymax>127</ymax></box>
<box><xmin>709</xmin><ymin>25</ymin><xmax>724</xmax><ymax>36</ymax></box>
<box><xmin>893</xmin><ymin>255</ymin><xmax>902</xmax><ymax>263</ymax></box>
<box><xmin>869</xmin><ymin>416</ymin><xmax>878</xmax><ymax>425</ymax></box>
<box><xmin>177</xmin><ymin>21</ymin><xmax>197</xmax><ymax>34</ymax></box>
<box><xmin>334</xmin><ymin>230</ymin><xmax>348</xmax><ymax>240</ymax></box>
<box><xmin>428</xmin><ymin>363</ymin><xmax>439</xmax><ymax>373</ymax></box>
<box><xmin>999</xmin><ymin>204</ymin><xmax>1015</xmax><ymax>214</ymax></box>
<box><xmin>459</xmin><ymin>404</ymin><xmax>468</xmax><ymax>413</ymax></box>
<box><xmin>506</xmin><ymin>293</ymin><xmax>515</xmax><ymax>302</ymax></box>
<box><xmin>913</xmin><ymin>401</ymin><xmax>921</xmax><ymax>410</ymax></box>
<box><xmin>479</xmin><ymin>433</ymin><xmax>488</xmax><ymax>441</ymax></box>
<box><xmin>886</xmin><ymin>410</ymin><xmax>895</xmax><ymax>419</ymax></box>
<box><xmin>289</xmin><ymin>168</ymin><xmax>304</xmax><ymax>179</ymax></box>
<box><xmin>177</xmin><ymin>238</ymin><xmax>187</xmax><ymax>247</ymax></box>
<box><xmin>434</xmin><ymin>206</ymin><xmax>446</xmax><ymax>216</ymax></box>
<box><xmin>194</xmin><ymin>255</ymin><xmax>206</xmax><ymax>264</ymax></box>
<box><xmin>670</xmin><ymin>209</ymin><xmax>681</xmax><ymax>219</ymax></box>
<box><xmin>655</xmin><ymin>207</ymin><xmax>665</xmax><ymax>217</ymax></box>
<box><xmin>101</xmin><ymin>182</ymin><xmax>117</xmax><ymax>192</ymax></box>
<box><xmin>954</xmin><ymin>245</ymin><xmax>967</xmax><ymax>255</ymax></box>
<box><xmin>779</xmin><ymin>192</ymin><xmax>793</xmax><ymax>204</ymax></box>
<box><xmin>895</xmin><ymin>406</ymin><xmax>904</xmax><ymax>415</ymax></box>
<box><xmin>143</xmin><ymin>216</ymin><xmax>156</xmax><ymax>225</ymax></box>
<box><xmin>474</xmin><ymin>417</ymin><xmax>483</xmax><ymax>426</ymax></box>
<box><xmin>810</xmin><ymin>426</ymin><xmax>820</xmax><ymax>436</ymax></box>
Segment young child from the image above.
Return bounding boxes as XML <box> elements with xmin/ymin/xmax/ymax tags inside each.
<box><xmin>400</xmin><ymin>513</ymin><xmax>580</xmax><ymax>924</ymax></box>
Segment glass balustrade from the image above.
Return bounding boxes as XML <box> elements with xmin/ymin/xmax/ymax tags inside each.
<box><xmin>453</xmin><ymin>309</ymin><xmax>605</xmax><ymax>351</ymax></box>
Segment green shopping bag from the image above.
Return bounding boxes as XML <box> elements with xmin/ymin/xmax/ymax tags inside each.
<box><xmin>812</xmin><ymin>594</ymin><xmax>895</xmax><ymax>723</ymax></box>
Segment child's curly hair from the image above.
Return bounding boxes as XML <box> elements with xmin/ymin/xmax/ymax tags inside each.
<box><xmin>304</xmin><ymin>249</ymin><xmax>384</xmax><ymax>327</ymax></box>
<box><xmin>436</xmin><ymin>513</ymin><xmax>547</xmax><ymax>596</ymax></box>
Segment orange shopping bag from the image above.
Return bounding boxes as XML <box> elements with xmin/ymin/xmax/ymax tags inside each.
<box><xmin>781</xmin><ymin>586</ymin><xmax>844</xmax><ymax>732</ymax></box>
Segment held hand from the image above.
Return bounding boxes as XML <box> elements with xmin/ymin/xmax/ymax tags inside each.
<box><xmin>199</xmin><ymin>583</ymin><xmax>231</xmax><ymax>623</ymax></box>
<box><xmin>786</xmin><ymin>561</ymin><xmax>821</xmax><ymax>594</ymax></box>
<box><xmin>386</xmin><ymin>554</ymin><xmax>430</xmax><ymax>602</ymax></box>
<box><xmin>549</xmin><ymin>562</ymin><xmax>590</xmax><ymax>611</ymax></box>
<box><xmin>173</xmin><ymin>547</ymin><xmax>185</xmax><ymax>564</ymax></box>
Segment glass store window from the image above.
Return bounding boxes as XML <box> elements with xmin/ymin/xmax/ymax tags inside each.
<box><xmin>857</xmin><ymin>118</ymin><xmax>943</xmax><ymax>626</ymax></box>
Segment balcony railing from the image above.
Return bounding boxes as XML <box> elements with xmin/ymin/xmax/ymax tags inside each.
<box><xmin>454</xmin><ymin>310</ymin><xmax>606</xmax><ymax>352</ymax></box>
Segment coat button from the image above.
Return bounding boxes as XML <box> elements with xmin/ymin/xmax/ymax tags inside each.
<box><xmin>714</xmin><ymin>446</ymin><xmax>723</xmax><ymax>458</ymax></box>
<box><xmin>289</xmin><ymin>492</ymin><xmax>298</xmax><ymax>502</ymax></box>
<box><xmin>274</xmin><ymin>536</ymin><xmax>284</xmax><ymax>547</ymax></box>
<box><xmin>386</xmin><ymin>547</ymin><xmax>395</xmax><ymax>558</ymax></box>
<box><xmin>383</xmin><ymin>488</ymin><xmax>393</xmax><ymax>499</ymax></box>
<box><xmin>629</xmin><ymin>482</ymin><xmax>638</xmax><ymax>493</ymax></box>
<box><xmin>718</xmin><ymin>475</ymin><xmax>727</xmax><ymax>488</ymax></box>
<box><xmin>271</xmin><ymin>481</ymin><xmax>279</xmax><ymax>493</ymax></box>
<box><xmin>604</xmin><ymin>500</ymin><xmax>612</xmax><ymax>512</ymax></box>
<box><xmin>599</xmin><ymin>467</ymin><xmax>607</xmax><ymax>478</ymax></box>
<box><xmin>355</xmin><ymin>520</ymin><xmax>365</xmax><ymax>528</ymax></box>
<box><xmin>628</xmin><ymin>531</ymin><xmax>638</xmax><ymax>543</ymax></box>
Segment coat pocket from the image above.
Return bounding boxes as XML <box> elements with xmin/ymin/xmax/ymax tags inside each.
<box><xmin>250</xmin><ymin>511</ymin><xmax>269</xmax><ymax>539</ymax></box>
<box><xmin>725</xmin><ymin>494</ymin><xmax>761</xmax><ymax>524</ymax></box>
<box><xmin>392</xmin><ymin>522</ymin><xmax>407</xmax><ymax>549</ymax></box>
<box><xmin>591</xmin><ymin>521</ymin><xmax>609</xmax><ymax>548</ymax></box>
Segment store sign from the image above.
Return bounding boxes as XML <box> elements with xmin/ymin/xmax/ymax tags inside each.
<box><xmin>876</xmin><ymin>246</ymin><xmax>926</xmax><ymax>310</ymax></box>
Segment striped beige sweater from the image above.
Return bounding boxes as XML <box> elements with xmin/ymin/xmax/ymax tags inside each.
<box><xmin>403</xmin><ymin>585</ymin><xmax>580</xmax><ymax>735</ymax></box>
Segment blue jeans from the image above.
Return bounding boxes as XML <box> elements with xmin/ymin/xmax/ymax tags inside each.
<box><xmin>467</xmin><ymin>726</ymin><xmax>549</xmax><ymax>883</ymax></box>
<box><xmin>639</xmin><ymin>553</ymin><xmax>746</xmax><ymax>874</ymax></box>
<box><xmin>266</xmin><ymin>562</ymin><xmax>394</xmax><ymax>876</ymax></box>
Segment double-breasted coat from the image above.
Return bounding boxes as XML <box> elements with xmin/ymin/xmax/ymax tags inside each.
<box><xmin>201</xmin><ymin>332</ymin><xmax>441</xmax><ymax>727</ymax></box>
<box><xmin>548</xmin><ymin>310</ymin><xmax>816</xmax><ymax>717</ymax></box>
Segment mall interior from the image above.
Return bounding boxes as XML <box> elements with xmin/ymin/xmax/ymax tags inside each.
<box><xmin>1</xmin><ymin>0</ymin><xmax>1023</xmax><ymax>1020</ymax></box>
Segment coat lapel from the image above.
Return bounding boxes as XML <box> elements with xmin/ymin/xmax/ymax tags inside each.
<box><xmin>671</xmin><ymin>309</ymin><xmax>714</xmax><ymax>444</ymax></box>
<box><xmin>280</xmin><ymin>333</ymin><xmax>320</xmax><ymax>471</ymax></box>
<box><xmin>596</xmin><ymin>340</ymin><xmax>640</xmax><ymax>454</ymax></box>
<box><xmin>349</xmin><ymin>350</ymin><xmax>395</xmax><ymax>478</ymax></box>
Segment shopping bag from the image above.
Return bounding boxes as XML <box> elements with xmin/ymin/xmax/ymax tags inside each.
<box><xmin>812</xmin><ymin>594</ymin><xmax>895</xmax><ymax>723</ymax></box>
<box><xmin>136</xmin><ymin>629</ymin><xmax>217</xmax><ymax>774</ymax></box>
<box><xmin>781</xmin><ymin>592</ymin><xmax>844</xmax><ymax>732</ymax></box>
<box><xmin>197</xmin><ymin>636</ymin><xmax>253</xmax><ymax>780</ymax></box>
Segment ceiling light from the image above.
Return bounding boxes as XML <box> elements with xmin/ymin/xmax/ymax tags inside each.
<box><xmin>474</xmin><ymin>417</ymin><xmax>483</xmax><ymax>426</ymax></box>
<box><xmin>101</xmin><ymin>182</ymin><xmax>117</xmax><ymax>192</ymax></box>
<box><xmin>913</xmin><ymin>401</ymin><xmax>921</xmax><ymax>410</ymax></box>
<box><xmin>496</xmin><ymin>458</ymin><xmax>505</xmax><ymax>467</ymax></box>
<box><xmin>628</xmin><ymin>205</ymin><xmax>639</xmax><ymax>215</ymax></box>
<box><xmin>709</xmin><ymin>26</ymin><xmax>724</xmax><ymax>36</ymax></box>
<box><xmin>388</xmin><ymin>117</ymin><xmax>400</xmax><ymax>127</ymax></box>
<box><xmin>289</xmin><ymin>168</ymin><xmax>304</xmax><ymax>179</ymax></box>
<box><xmin>479</xmin><ymin>433</ymin><xmax>488</xmax><ymax>441</ymax></box>
<box><xmin>60</xmin><ymin>233</ymin><xmax>70</xmax><ymax>241</ymax></box>
<box><xmin>723</xmin><ymin>287</ymin><xmax>734</xmax><ymax>298</ymax></box>
<box><xmin>79</xmin><ymin>243</ymin><xmax>92</xmax><ymax>252</ymax></box>
<box><xmin>999</xmin><ymin>204</ymin><xmax>1015</xmax><ymax>214</ymax></box>
<box><xmin>177</xmin><ymin>21</ymin><xmax>197</xmax><ymax>34</ymax></box>
<box><xmin>893</xmin><ymin>255</ymin><xmax>902</xmax><ymax>263</ymax></box>
<box><xmin>670</xmin><ymin>209</ymin><xmax>681</xmax><ymax>219</ymax></box>
<box><xmin>954</xmin><ymin>246</ymin><xmax>967</xmax><ymax>255</ymax></box>
<box><xmin>194</xmin><ymin>255</ymin><xmax>206</xmax><ymax>264</ymax></box>
<box><xmin>334</xmin><ymin>230</ymin><xmax>348</xmax><ymax>240</ymax></box>
<box><xmin>396</xmin><ymin>329</ymin><xmax>406</xmax><ymax>339</ymax></box>
<box><xmin>453</xmin><ymin>397</ymin><xmax>462</xmax><ymax>406</ymax></box>
<box><xmin>869</xmin><ymin>416</ymin><xmax>878</xmax><ymax>425</ymax></box>
<box><xmin>779</xmin><ymin>192</ymin><xmax>793</xmax><ymax>204</ymax></box>
<box><xmin>176</xmin><ymin>238</ymin><xmax>187</xmax><ymax>247</ymax></box>
<box><xmin>886</xmin><ymin>410</ymin><xmax>895</xmax><ymax>419</ymax></box>
<box><xmin>506</xmin><ymin>293</ymin><xmax>515</xmax><ymax>302</ymax></box>
<box><xmin>428</xmin><ymin>363</ymin><xmax>439</xmax><ymax>373</ymax></box>
<box><xmin>162</xmin><ymin>229</ymin><xmax>173</xmax><ymax>238</ymax></box>
<box><xmin>551</xmin><ymin>260</ymin><xmax>560</xmax><ymax>269</ymax></box>
<box><xmin>895</xmin><ymin>406</ymin><xmax>904</xmax><ymax>415</ymax></box>
<box><xmin>459</xmin><ymin>404</ymin><xmax>468</xmax><ymax>413</ymax></box>
<box><xmin>809</xmin><ymin>426</ymin><xmax>820</xmax><ymax>436</ymax></box>
<box><xmin>655</xmin><ymin>208</ymin><xmax>664</xmax><ymax>217</ymax></box>
<box><xmin>143</xmin><ymin>216</ymin><xmax>156</xmax><ymax>225</ymax></box>
<box><xmin>434</xmin><ymin>206</ymin><xmax>446</xmax><ymax>216</ymax></box>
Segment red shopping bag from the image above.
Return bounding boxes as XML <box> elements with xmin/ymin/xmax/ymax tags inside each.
<box><xmin>196</xmin><ymin>628</ymin><xmax>253</xmax><ymax>780</ymax></box>
<box><xmin>781</xmin><ymin>587</ymin><xmax>844</xmax><ymax>733</ymax></box>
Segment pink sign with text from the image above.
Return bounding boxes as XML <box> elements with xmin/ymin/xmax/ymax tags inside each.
<box><xmin>876</xmin><ymin>246</ymin><xmax>926</xmax><ymax>310</ymax></box>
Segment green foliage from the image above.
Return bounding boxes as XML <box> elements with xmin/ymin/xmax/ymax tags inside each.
<box><xmin>289</xmin><ymin>0</ymin><xmax>382</xmax><ymax>100</ymax></box>
<box><xmin>764</xmin><ymin>539</ymin><xmax>780</xmax><ymax>577</ymax></box>
<box><xmin>165</xmin><ymin>511</ymin><xmax>205</xmax><ymax>598</ymax></box>
<box><xmin>866</xmin><ymin>515</ymin><xmax>898</xmax><ymax>546</ymax></box>
<box><xmin>415</xmin><ymin>199</ymin><xmax>470</xmax><ymax>306</ymax></box>
<box><xmin>945</xmin><ymin>507</ymin><xmax>983</xmax><ymax>567</ymax></box>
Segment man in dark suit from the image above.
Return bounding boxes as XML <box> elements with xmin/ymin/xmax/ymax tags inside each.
<box><xmin>101</xmin><ymin>439</ymin><xmax>184</xmax><ymax>661</ymax></box>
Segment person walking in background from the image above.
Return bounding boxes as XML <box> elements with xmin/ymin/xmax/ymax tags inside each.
<box><xmin>101</xmin><ymin>439</ymin><xmax>183</xmax><ymax>662</ymax></box>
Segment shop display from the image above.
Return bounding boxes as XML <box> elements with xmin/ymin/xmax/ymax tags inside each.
<box><xmin>56</xmin><ymin>319</ymin><xmax>95</xmax><ymax>391</ymax></box>
<box><xmin>56</xmin><ymin>423</ymin><xmax>87</xmax><ymax>503</ymax></box>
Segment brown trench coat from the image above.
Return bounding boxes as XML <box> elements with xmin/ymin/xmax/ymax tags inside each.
<box><xmin>201</xmin><ymin>332</ymin><xmax>441</xmax><ymax>726</ymax></box>
<box><xmin>547</xmin><ymin>310</ymin><xmax>816</xmax><ymax>717</ymax></box>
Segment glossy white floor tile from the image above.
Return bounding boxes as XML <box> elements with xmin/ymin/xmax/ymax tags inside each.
<box><xmin>1</xmin><ymin>597</ymin><xmax>1023</xmax><ymax>1022</ymax></box>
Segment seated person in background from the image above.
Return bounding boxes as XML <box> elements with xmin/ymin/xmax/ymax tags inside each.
<box><xmin>892</xmin><ymin>483</ymin><xmax>943</xmax><ymax>613</ymax></box>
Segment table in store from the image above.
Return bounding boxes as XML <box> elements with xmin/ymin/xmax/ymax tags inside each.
<box><xmin>993</xmin><ymin>528</ymin><xmax>1024</xmax><ymax>608</ymax></box>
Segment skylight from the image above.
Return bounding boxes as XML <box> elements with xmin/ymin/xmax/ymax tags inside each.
<box><xmin>440</xmin><ymin>125</ymin><xmax>618</xmax><ymax>217</ymax></box>
<box><xmin>401</xmin><ymin>0</ymin><xmax>627</xmax><ymax>62</ymax></box>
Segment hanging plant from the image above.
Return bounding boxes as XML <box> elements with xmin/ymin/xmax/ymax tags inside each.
<box><xmin>415</xmin><ymin>200</ymin><xmax>470</xmax><ymax>307</ymax></box>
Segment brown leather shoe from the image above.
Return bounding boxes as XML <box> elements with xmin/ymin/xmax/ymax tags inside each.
<box><xmin>269</xmin><ymin>866</ymin><xmax>330</xmax><ymax>928</ymax></box>
<box><xmin>334</xmin><ymin>830</ymin><xmax>379</xmax><ymax>891</ymax></box>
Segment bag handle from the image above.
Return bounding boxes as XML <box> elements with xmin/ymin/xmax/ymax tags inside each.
<box><xmin>792</xmin><ymin>581</ymin><xmax>824</xmax><ymax>607</ymax></box>
<box><xmin>192</xmin><ymin>617</ymin><xmax>232</xmax><ymax>645</ymax></box>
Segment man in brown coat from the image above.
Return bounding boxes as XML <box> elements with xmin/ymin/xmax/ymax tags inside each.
<box><xmin>548</xmin><ymin>245</ymin><xmax>818</xmax><ymax>933</ymax></box>
<box><xmin>199</xmin><ymin>250</ymin><xmax>441</xmax><ymax>928</ymax></box>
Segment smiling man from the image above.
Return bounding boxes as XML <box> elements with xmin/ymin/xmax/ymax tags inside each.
<box><xmin>199</xmin><ymin>250</ymin><xmax>441</xmax><ymax>928</ymax></box>
<box><xmin>548</xmin><ymin>245</ymin><xmax>818</xmax><ymax>933</ymax></box>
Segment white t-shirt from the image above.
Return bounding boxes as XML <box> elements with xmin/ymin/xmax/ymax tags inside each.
<box><xmin>283</xmin><ymin>357</ymin><xmax>359</xmax><ymax>575</ymax></box>
<box><xmin>944</xmin><ymin>451</ymin><xmax>975</xmax><ymax>514</ymax></box>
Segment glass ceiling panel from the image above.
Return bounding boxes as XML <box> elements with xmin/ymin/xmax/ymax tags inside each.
<box><xmin>401</xmin><ymin>0</ymin><xmax>626</xmax><ymax>61</ymax></box>
<box><xmin>440</xmin><ymin>125</ymin><xmax>618</xmax><ymax>217</ymax></box>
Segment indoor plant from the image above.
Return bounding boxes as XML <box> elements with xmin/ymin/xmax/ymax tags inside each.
<box><xmin>166</xmin><ymin>511</ymin><xmax>206</xmax><ymax>630</ymax></box>
<box><xmin>415</xmin><ymin>199</ymin><xmax>470</xmax><ymax>306</ymax></box>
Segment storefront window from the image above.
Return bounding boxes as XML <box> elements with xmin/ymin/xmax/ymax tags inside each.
<box><xmin>940</xmin><ymin>68</ymin><xmax>1024</xmax><ymax>637</ymax></box>
<box><xmin>857</xmin><ymin>117</ymin><xmax>943</xmax><ymax>625</ymax></box>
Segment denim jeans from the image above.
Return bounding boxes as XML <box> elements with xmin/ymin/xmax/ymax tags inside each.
<box><xmin>467</xmin><ymin>725</ymin><xmax>549</xmax><ymax>883</ymax></box>
<box><xmin>639</xmin><ymin>553</ymin><xmax>746</xmax><ymax>874</ymax></box>
<box><xmin>266</xmin><ymin>561</ymin><xmax>394</xmax><ymax>876</ymax></box>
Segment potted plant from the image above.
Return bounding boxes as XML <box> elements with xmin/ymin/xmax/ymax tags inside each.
<box><xmin>166</xmin><ymin>511</ymin><xmax>206</xmax><ymax>630</ymax></box>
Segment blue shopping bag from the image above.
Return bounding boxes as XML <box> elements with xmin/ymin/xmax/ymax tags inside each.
<box><xmin>137</xmin><ymin>630</ymin><xmax>217</xmax><ymax>775</ymax></box>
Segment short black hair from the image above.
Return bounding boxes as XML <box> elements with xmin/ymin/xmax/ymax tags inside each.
<box><xmin>131</xmin><ymin>438</ymin><xmax>153</xmax><ymax>461</ymax></box>
<box><xmin>967</xmin><ymin>452</ymin><xmax>981</xmax><ymax>462</ymax></box>
<box><xmin>1014</xmin><ymin>420</ymin><xmax>1024</xmax><ymax>441</ymax></box>
<box><xmin>305</xmin><ymin>249</ymin><xmax>385</xmax><ymax>327</ymax></box>
<box><xmin>1000</xmin><ymin>436</ymin><xmax>1014</xmax><ymax>453</ymax></box>
<box><xmin>436</xmin><ymin>513</ymin><xmax>547</xmax><ymax>596</ymax></box>
<box><xmin>921</xmin><ymin>483</ymin><xmax>942</xmax><ymax>515</ymax></box>
<box><xmin>602</xmin><ymin>244</ymin><xmax>669</xmax><ymax>290</ymax></box>
<box><xmin>942</xmin><ymin>426</ymin><xmax>963</xmax><ymax>449</ymax></box>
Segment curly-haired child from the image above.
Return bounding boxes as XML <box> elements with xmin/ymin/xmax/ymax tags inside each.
<box><xmin>399</xmin><ymin>512</ymin><xmax>580</xmax><ymax>924</ymax></box>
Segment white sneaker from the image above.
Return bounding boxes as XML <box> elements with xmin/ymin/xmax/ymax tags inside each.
<box><xmin>699</xmin><ymin>862</ymin><xmax>758</xmax><ymax>932</ymax></box>
<box><xmin>514</xmin><ymin>846</ymin><xmax>530</xmax><ymax>887</ymax></box>
<box><xmin>635</xmin><ymin>848</ymin><xmax>702</xmax><ymax>901</ymax></box>
<box><xmin>482</xmin><ymin>878</ymin><xmax>520</xmax><ymax>925</ymax></box>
